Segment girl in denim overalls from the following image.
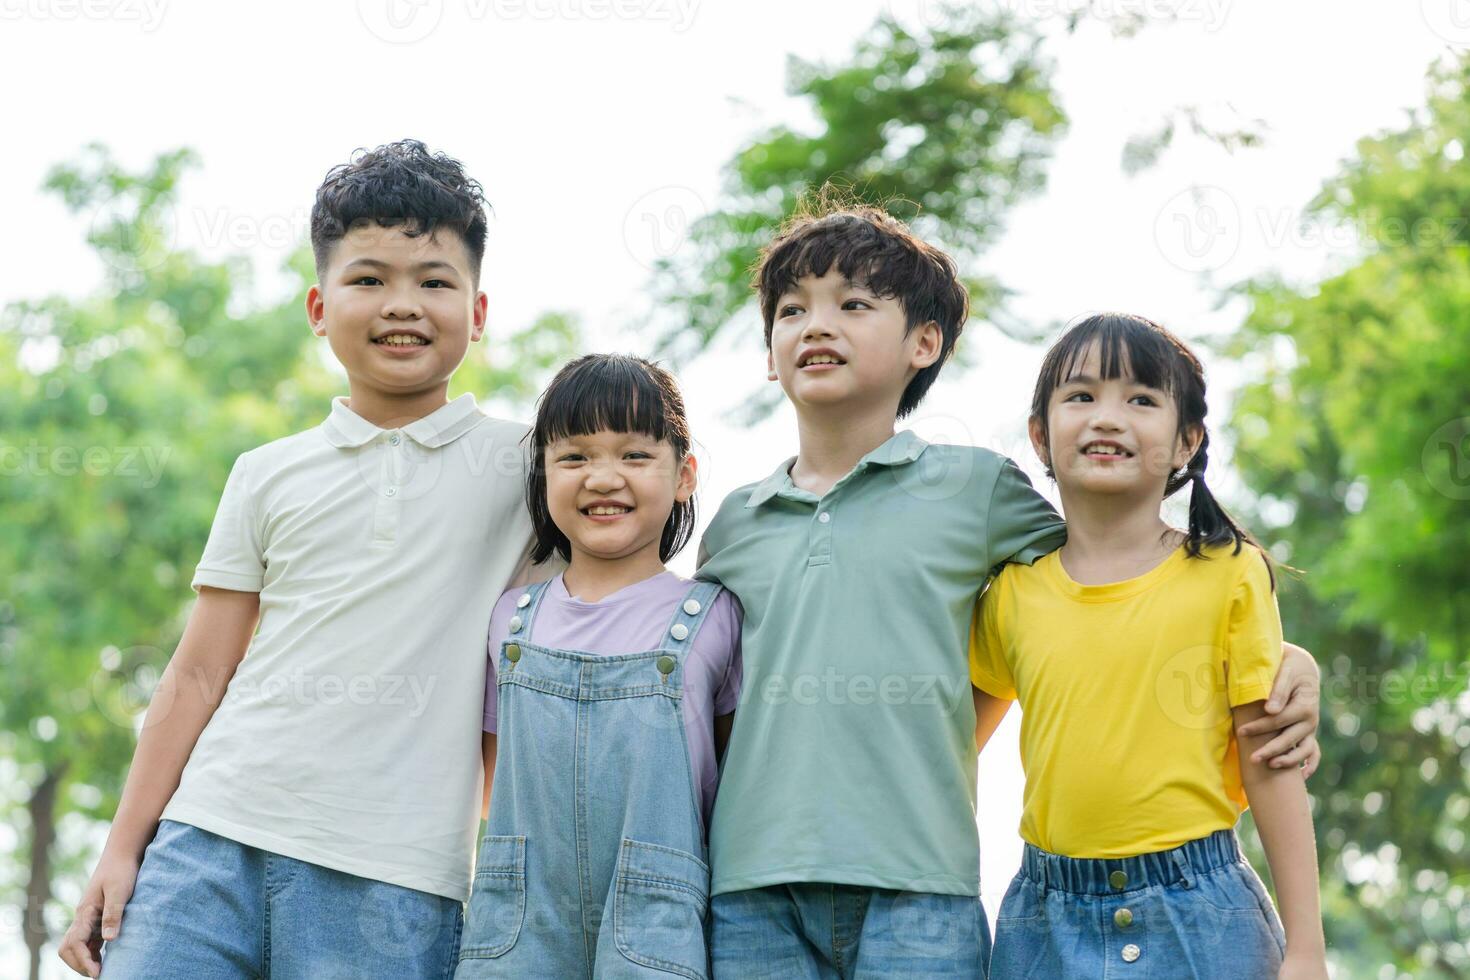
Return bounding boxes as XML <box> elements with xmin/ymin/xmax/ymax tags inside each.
<box><xmin>972</xmin><ymin>315</ymin><xmax>1328</xmax><ymax>979</ymax></box>
<box><xmin>455</xmin><ymin>354</ymin><xmax>741</xmax><ymax>980</ymax></box>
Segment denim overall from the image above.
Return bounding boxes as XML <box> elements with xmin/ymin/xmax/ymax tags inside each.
<box><xmin>455</xmin><ymin>578</ymin><xmax>721</xmax><ymax>980</ymax></box>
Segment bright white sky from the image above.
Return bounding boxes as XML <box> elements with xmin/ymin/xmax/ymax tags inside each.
<box><xmin>0</xmin><ymin>0</ymin><xmax>1454</xmax><ymax>973</ymax></box>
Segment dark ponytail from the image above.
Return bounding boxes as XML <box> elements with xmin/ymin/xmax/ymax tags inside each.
<box><xmin>1031</xmin><ymin>312</ymin><xmax>1275</xmax><ymax>589</ymax></box>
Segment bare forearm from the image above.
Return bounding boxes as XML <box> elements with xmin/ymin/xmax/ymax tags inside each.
<box><xmin>481</xmin><ymin>732</ymin><xmax>497</xmax><ymax>820</ymax></box>
<box><xmin>972</xmin><ymin>687</ymin><xmax>1013</xmax><ymax>752</ymax></box>
<box><xmin>1237</xmin><ymin>698</ymin><xmax>1326</xmax><ymax>961</ymax></box>
<box><xmin>104</xmin><ymin>589</ymin><xmax>256</xmax><ymax>861</ymax></box>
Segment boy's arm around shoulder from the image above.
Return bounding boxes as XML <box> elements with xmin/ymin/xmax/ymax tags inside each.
<box><xmin>58</xmin><ymin>586</ymin><xmax>259</xmax><ymax>976</ymax></box>
<box><xmin>982</xmin><ymin>453</ymin><xmax>1066</xmax><ymax>572</ymax></box>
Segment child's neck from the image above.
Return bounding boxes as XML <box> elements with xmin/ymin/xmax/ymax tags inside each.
<box><xmin>345</xmin><ymin>381</ymin><xmax>452</xmax><ymax>429</ymax></box>
<box><xmin>789</xmin><ymin>402</ymin><xmax>899</xmax><ymax>497</ymax></box>
<box><xmin>1057</xmin><ymin>488</ymin><xmax>1182</xmax><ymax>585</ymax></box>
<box><xmin>562</xmin><ymin>550</ymin><xmax>668</xmax><ymax>604</ymax></box>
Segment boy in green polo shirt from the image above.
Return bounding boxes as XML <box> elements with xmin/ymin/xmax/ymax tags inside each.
<box><xmin>695</xmin><ymin>204</ymin><xmax>1323</xmax><ymax>978</ymax></box>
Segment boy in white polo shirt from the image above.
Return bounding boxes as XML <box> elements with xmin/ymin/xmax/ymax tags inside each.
<box><xmin>58</xmin><ymin>140</ymin><xmax>550</xmax><ymax>979</ymax></box>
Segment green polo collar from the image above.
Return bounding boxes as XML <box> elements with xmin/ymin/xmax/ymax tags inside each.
<box><xmin>745</xmin><ymin>429</ymin><xmax>930</xmax><ymax>509</ymax></box>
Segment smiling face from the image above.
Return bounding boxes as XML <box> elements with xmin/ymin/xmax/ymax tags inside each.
<box><xmin>305</xmin><ymin>220</ymin><xmax>487</xmax><ymax>416</ymax></box>
<box><xmin>544</xmin><ymin>429</ymin><xmax>697</xmax><ymax>567</ymax></box>
<box><xmin>766</xmin><ymin>270</ymin><xmax>940</xmax><ymax>417</ymax></box>
<box><xmin>1032</xmin><ymin>341</ymin><xmax>1201</xmax><ymax>501</ymax></box>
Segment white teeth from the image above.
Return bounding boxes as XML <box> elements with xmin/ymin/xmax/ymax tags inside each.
<box><xmin>376</xmin><ymin>335</ymin><xmax>428</xmax><ymax>346</ymax></box>
<box><xmin>802</xmin><ymin>354</ymin><xmax>843</xmax><ymax>366</ymax></box>
<box><xmin>1084</xmin><ymin>445</ymin><xmax>1127</xmax><ymax>456</ymax></box>
<box><xmin>586</xmin><ymin>506</ymin><xmax>630</xmax><ymax>516</ymax></box>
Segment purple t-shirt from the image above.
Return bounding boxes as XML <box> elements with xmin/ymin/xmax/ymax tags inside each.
<box><xmin>483</xmin><ymin>571</ymin><xmax>743</xmax><ymax>832</ymax></box>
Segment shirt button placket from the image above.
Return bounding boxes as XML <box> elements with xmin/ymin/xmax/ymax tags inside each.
<box><xmin>808</xmin><ymin>505</ymin><xmax>833</xmax><ymax>566</ymax></box>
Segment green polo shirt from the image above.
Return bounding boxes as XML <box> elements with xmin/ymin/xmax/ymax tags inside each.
<box><xmin>696</xmin><ymin>430</ymin><xmax>1066</xmax><ymax>897</ymax></box>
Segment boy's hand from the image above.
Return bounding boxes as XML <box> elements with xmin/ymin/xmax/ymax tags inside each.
<box><xmin>1279</xmin><ymin>948</ymin><xmax>1330</xmax><ymax>980</ymax></box>
<box><xmin>58</xmin><ymin>851</ymin><xmax>140</xmax><ymax>977</ymax></box>
<box><xmin>1238</xmin><ymin>642</ymin><xmax>1322</xmax><ymax>778</ymax></box>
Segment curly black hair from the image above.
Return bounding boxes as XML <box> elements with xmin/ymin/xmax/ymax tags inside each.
<box><xmin>310</xmin><ymin>139</ymin><xmax>489</xmax><ymax>283</ymax></box>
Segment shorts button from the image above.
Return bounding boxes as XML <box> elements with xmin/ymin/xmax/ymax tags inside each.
<box><xmin>1121</xmin><ymin>943</ymin><xmax>1141</xmax><ymax>963</ymax></box>
<box><xmin>682</xmin><ymin>599</ymin><xmax>701</xmax><ymax>615</ymax></box>
<box><xmin>670</xmin><ymin>624</ymin><xmax>689</xmax><ymax>641</ymax></box>
<box><xmin>516</xmin><ymin>594</ymin><xmax>531</xmax><ymax>608</ymax></box>
<box><xmin>509</xmin><ymin>616</ymin><xmax>523</xmax><ymax>633</ymax></box>
<box><xmin>1109</xmin><ymin>870</ymin><xmax>1128</xmax><ymax>890</ymax></box>
<box><xmin>1114</xmin><ymin>907</ymin><xmax>1133</xmax><ymax>928</ymax></box>
<box><xmin>505</xmin><ymin>644</ymin><xmax>521</xmax><ymax>663</ymax></box>
<box><xmin>657</xmin><ymin>655</ymin><xmax>676</xmax><ymax>675</ymax></box>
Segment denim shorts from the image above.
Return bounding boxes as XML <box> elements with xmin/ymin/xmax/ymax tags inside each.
<box><xmin>989</xmin><ymin>828</ymin><xmax>1285</xmax><ymax>979</ymax></box>
<box><xmin>100</xmin><ymin>819</ymin><xmax>464</xmax><ymax>979</ymax></box>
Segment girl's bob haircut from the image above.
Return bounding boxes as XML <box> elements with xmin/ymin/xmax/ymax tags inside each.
<box><xmin>525</xmin><ymin>353</ymin><xmax>696</xmax><ymax>565</ymax></box>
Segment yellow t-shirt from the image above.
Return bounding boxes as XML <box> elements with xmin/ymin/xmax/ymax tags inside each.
<box><xmin>969</xmin><ymin>541</ymin><xmax>1282</xmax><ymax>859</ymax></box>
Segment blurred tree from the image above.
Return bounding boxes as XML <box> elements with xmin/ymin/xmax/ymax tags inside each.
<box><xmin>1226</xmin><ymin>54</ymin><xmax>1470</xmax><ymax>979</ymax></box>
<box><xmin>0</xmin><ymin>146</ymin><xmax>576</xmax><ymax>980</ymax></box>
<box><xmin>647</xmin><ymin>4</ymin><xmax>1066</xmax><ymax>419</ymax></box>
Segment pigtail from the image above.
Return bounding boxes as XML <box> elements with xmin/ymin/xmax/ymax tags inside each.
<box><xmin>1175</xmin><ymin>433</ymin><xmax>1277</xmax><ymax>591</ymax></box>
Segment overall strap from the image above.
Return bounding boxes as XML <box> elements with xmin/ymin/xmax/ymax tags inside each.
<box><xmin>504</xmin><ymin>577</ymin><xmax>556</xmax><ymax>644</ymax></box>
<box><xmin>660</xmin><ymin>580</ymin><xmax>724</xmax><ymax>652</ymax></box>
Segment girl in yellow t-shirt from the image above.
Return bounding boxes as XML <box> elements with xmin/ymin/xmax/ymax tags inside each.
<box><xmin>973</xmin><ymin>313</ymin><xmax>1327</xmax><ymax>980</ymax></box>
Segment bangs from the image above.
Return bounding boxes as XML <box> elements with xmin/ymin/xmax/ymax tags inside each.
<box><xmin>1041</xmin><ymin>313</ymin><xmax>1192</xmax><ymax>399</ymax></box>
<box><xmin>534</xmin><ymin>355</ymin><xmax>681</xmax><ymax>448</ymax></box>
<box><xmin>759</xmin><ymin>218</ymin><xmax>908</xmax><ymax>306</ymax></box>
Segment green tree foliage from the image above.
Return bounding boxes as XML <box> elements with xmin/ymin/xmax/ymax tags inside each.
<box><xmin>0</xmin><ymin>146</ymin><xmax>575</xmax><ymax>980</ymax></box>
<box><xmin>649</xmin><ymin>5</ymin><xmax>1066</xmax><ymax>374</ymax></box>
<box><xmin>1226</xmin><ymin>56</ymin><xmax>1470</xmax><ymax>978</ymax></box>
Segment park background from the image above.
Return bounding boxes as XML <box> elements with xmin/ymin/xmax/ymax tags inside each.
<box><xmin>2</xmin><ymin>1</ymin><xmax>1467</xmax><ymax>977</ymax></box>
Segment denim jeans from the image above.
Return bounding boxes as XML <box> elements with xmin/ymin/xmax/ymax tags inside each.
<box><xmin>100</xmin><ymin>819</ymin><xmax>464</xmax><ymax>979</ymax></box>
<box><xmin>989</xmin><ymin>828</ymin><xmax>1286</xmax><ymax>979</ymax></box>
<box><xmin>710</xmin><ymin>882</ymin><xmax>991</xmax><ymax>979</ymax></box>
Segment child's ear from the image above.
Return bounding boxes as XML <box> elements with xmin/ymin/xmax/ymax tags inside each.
<box><xmin>470</xmin><ymin>291</ymin><xmax>488</xmax><ymax>343</ymax></box>
<box><xmin>1027</xmin><ymin>416</ymin><xmax>1050</xmax><ymax>470</ymax></box>
<box><xmin>306</xmin><ymin>284</ymin><xmax>327</xmax><ymax>337</ymax></box>
<box><xmin>675</xmin><ymin>452</ymin><xmax>698</xmax><ymax>502</ymax></box>
<box><xmin>766</xmin><ymin>348</ymin><xmax>778</xmax><ymax>382</ymax></box>
<box><xmin>911</xmin><ymin>320</ymin><xmax>943</xmax><ymax>370</ymax></box>
<box><xmin>1174</xmin><ymin>423</ymin><xmax>1204</xmax><ymax>469</ymax></box>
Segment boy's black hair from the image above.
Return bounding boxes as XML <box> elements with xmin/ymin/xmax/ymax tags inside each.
<box><xmin>755</xmin><ymin>202</ymin><xmax>969</xmax><ymax>419</ymax></box>
<box><xmin>526</xmin><ymin>354</ymin><xmax>696</xmax><ymax>565</ymax></box>
<box><xmin>1030</xmin><ymin>312</ymin><xmax>1273</xmax><ymax>584</ymax></box>
<box><xmin>310</xmin><ymin>139</ymin><xmax>489</xmax><ymax>283</ymax></box>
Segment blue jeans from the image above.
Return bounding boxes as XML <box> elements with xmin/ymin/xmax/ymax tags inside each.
<box><xmin>710</xmin><ymin>883</ymin><xmax>991</xmax><ymax>979</ymax></box>
<box><xmin>989</xmin><ymin>828</ymin><xmax>1286</xmax><ymax>979</ymax></box>
<box><xmin>100</xmin><ymin>819</ymin><xmax>464</xmax><ymax>979</ymax></box>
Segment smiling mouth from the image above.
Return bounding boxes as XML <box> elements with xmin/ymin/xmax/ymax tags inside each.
<box><xmin>1080</xmin><ymin>442</ymin><xmax>1133</xmax><ymax>459</ymax></box>
<box><xmin>798</xmin><ymin>352</ymin><xmax>846</xmax><ymax>369</ymax></box>
<box><xmin>582</xmin><ymin>505</ymin><xmax>634</xmax><ymax>518</ymax></box>
<box><xmin>373</xmin><ymin>334</ymin><xmax>430</xmax><ymax>347</ymax></box>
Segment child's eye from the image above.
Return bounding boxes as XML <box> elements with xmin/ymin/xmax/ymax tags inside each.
<box><xmin>1063</xmin><ymin>392</ymin><xmax>1093</xmax><ymax>403</ymax></box>
<box><xmin>778</xmin><ymin>304</ymin><xmax>804</xmax><ymax>318</ymax></box>
<box><xmin>352</xmin><ymin>276</ymin><xmax>382</xmax><ymax>286</ymax></box>
<box><xmin>624</xmin><ymin>451</ymin><xmax>653</xmax><ymax>460</ymax></box>
<box><xmin>423</xmin><ymin>279</ymin><xmax>451</xmax><ymax>288</ymax></box>
<box><xmin>843</xmin><ymin>299</ymin><xmax>871</xmax><ymax>310</ymax></box>
<box><xmin>556</xmin><ymin>453</ymin><xmax>586</xmax><ymax>463</ymax></box>
<box><xmin>1130</xmin><ymin>394</ymin><xmax>1158</xmax><ymax>406</ymax></box>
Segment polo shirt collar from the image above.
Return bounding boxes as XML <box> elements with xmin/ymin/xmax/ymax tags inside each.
<box><xmin>321</xmin><ymin>393</ymin><xmax>484</xmax><ymax>449</ymax></box>
<box><xmin>745</xmin><ymin>428</ymin><xmax>930</xmax><ymax>509</ymax></box>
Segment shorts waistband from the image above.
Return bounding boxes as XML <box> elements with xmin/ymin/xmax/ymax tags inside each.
<box><xmin>1019</xmin><ymin>829</ymin><xmax>1241</xmax><ymax>896</ymax></box>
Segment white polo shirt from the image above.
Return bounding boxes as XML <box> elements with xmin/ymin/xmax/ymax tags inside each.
<box><xmin>162</xmin><ymin>394</ymin><xmax>546</xmax><ymax>902</ymax></box>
